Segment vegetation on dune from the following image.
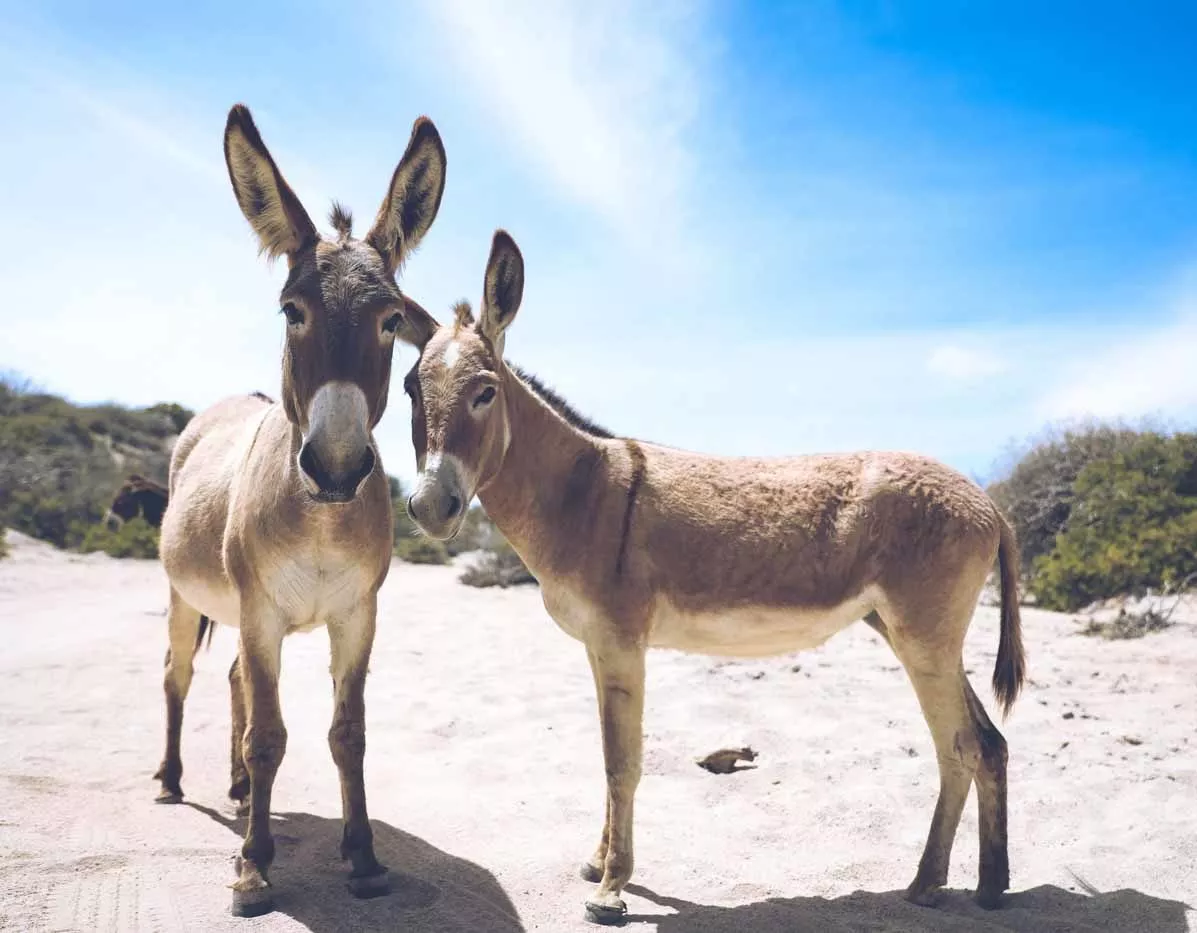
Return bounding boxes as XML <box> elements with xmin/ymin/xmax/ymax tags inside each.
<box><xmin>989</xmin><ymin>423</ymin><xmax>1197</xmax><ymax>613</ymax></box>
<box><xmin>394</xmin><ymin>535</ymin><xmax>452</xmax><ymax>565</ymax></box>
<box><xmin>459</xmin><ymin>536</ymin><xmax>537</xmax><ymax>588</ymax></box>
<box><xmin>0</xmin><ymin>373</ymin><xmax>188</xmax><ymax>551</ymax></box>
<box><xmin>79</xmin><ymin>516</ymin><xmax>161</xmax><ymax>559</ymax></box>
<box><xmin>6</xmin><ymin>373</ymin><xmax>1191</xmax><ymax>611</ymax></box>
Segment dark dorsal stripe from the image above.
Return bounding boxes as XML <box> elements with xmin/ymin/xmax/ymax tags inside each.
<box><xmin>614</xmin><ymin>440</ymin><xmax>647</xmax><ymax>578</ymax></box>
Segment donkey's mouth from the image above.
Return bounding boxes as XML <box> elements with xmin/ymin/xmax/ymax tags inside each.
<box><xmin>308</xmin><ymin>488</ymin><xmax>357</xmax><ymax>505</ymax></box>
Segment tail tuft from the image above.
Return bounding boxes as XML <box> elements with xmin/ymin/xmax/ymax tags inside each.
<box><xmin>992</xmin><ymin>516</ymin><xmax>1026</xmax><ymax>718</ymax></box>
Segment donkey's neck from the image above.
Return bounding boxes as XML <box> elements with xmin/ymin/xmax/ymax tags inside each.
<box><xmin>477</xmin><ymin>366</ymin><xmax>616</xmax><ymax>577</ymax></box>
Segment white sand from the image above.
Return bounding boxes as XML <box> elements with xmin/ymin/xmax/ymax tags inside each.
<box><xmin>0</xmin><ymin>529</ymin><xmax>1193</xmax><ymax>932</ymax></box>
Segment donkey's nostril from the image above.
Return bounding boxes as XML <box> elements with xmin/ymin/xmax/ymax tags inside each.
<box><xmin>446</xmin><ymin>495</ymin><xmax>462</xmax><ymax>520</ymax></box>
<box><xmin>298</xmin><ymin>443</ymin><xmax>325</xmax><ymax>485</ymax></box>
<box><xmin>348</xmin><ymin>446</ymin><xmax>376</xmax><ymax>488</ymax></box>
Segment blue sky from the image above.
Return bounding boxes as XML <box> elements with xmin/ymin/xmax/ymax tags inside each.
<box><xmin>2</xmin><ymin>1</ymin><xmax>1195</xmax><ymax>484</ymax></box>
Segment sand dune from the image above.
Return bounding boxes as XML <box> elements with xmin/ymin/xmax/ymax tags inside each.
<box><xmin>0</xmin><ymin>529</ymin><xmax>1193</xmax><ymax>932</ymax></box>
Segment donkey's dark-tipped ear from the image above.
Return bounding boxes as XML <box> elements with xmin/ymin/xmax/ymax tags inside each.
<box><xmin>479</xmin><ymin>230</ymin><xmax>524</xmax><ymax>348</ymax></box>
<box><xmin>367</xmin><ymin>117</ymin><xmax>447</xmax><ymax>275</ymax></box>
<box><xmin>396</xmin><ymin>295</ymin><xmax>441</xmax><ymax>349</ymax></box>
<box><xmin>223</xmin><ymin>104</ymin><xmax>317</xmax><ymax>261</ymax></box>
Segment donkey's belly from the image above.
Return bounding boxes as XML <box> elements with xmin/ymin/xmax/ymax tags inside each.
<box><xmin>647</xmin><ymin>588</ymin><xmax>879</xmax><ymax>658</ymax></box>
<box><xmin>173</xmin><ymin>575</ymin><xmax>241</xmax><ymax>631</ymax></box>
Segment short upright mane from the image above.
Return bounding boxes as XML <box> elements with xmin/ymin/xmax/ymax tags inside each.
<box><xmin>329</xmin><ymin>202</ymin><xmax>353</xmax><ymax>240</ymax></box>
<box><xmin>510</xmin><ymin>364</ymin><xmax>615</xmax><ymax>439</ymax></box>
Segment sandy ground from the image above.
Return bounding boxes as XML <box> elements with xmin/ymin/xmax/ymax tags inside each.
<box><xmin>0</xmin><ymin>529</ymin><xmax>1194</xmax><ymax>933</ymax></box>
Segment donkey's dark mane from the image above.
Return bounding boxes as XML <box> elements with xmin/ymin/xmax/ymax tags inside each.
<box><xmin>329</xmin><ymin>202</ymin><xmax>353</xmax><ymax>240</ymax></box>
<box><xmin>509</xmin><ymin>364</ymin><xmax>614</xmax><ymax>440</ymax></box>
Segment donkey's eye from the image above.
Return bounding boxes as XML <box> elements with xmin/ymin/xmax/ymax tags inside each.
<box><xmin>281</xmin><ymin>303</ymin><xmax>304</xmax><ymax>326</ymax></box>
<box><xmin>473</xmin><ymin>386</ymin><xmax>497</xmax><ymax>409</ymax></box>
<box><xmin>382</xmin><ymin>313</ymin><xmax>403</xmax><ymax>335</ymax></box>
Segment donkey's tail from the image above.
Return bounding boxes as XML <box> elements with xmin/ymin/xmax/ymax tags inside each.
<box><xmin>195</xmin><ymin>615</ymin><xmax>216</xmax><ymax>652</ymax></box>
<box><xmin>992</xmin><ymin>515</ymin><xmax>1026</xmax><ymax>718</ymax></box>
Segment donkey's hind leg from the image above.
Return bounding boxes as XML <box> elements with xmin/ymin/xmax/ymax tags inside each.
<box><xmin>154</xmin><ymin>588</ymin><xmax>202</xmax><ymax>803</ymax></box>
<box><xmin>886</xmin><ymin>621</ymin><xmax>981</xmax><ymax>907</ymax></box>
<box><xmin>228</xmin><ymin>653</ymin><xmax>250</xmax><ymax>811</ymax></box>
<box><xmin>965</xmin><ymin>679</ymin><xmax>1010</xmax><ymax>908</ymax></box>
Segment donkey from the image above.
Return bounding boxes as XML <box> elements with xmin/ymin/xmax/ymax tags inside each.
<box><xmin>156</xmin><ymin>103</ymin><xmax>446</xmax><ymax>916</ymax></box>
<box><xmin>107</xmin><ymin>474</ymin><xmax>170</xmax><ymax>530</ymax></box>
<box><xmin>400</xmin><ymin>231</ymin><xmax>1026</xmax><ymax>923</ymax></box>
<box><xmin>109</xmin><ymin>475</ymin><xmax>217</xmax><ymax>652</ymax></box>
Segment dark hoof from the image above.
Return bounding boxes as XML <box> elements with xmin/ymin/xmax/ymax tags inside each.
<box><xmin>155</xmin><ymin>789</ymin><xmax>184</xmax><ymax>805</ymax></box>
<box><xmin>348</xmin><ymin>868</ymin><xmax>391</xmax><ymax>899</ymax></box>
<box><xmin>904</xmin><ymin>882</ymin><xmax>943</xmax><ymax>907</ymax></box>
<box><xmin>228</xmin><ymin>778</ymin><xmax>250</xmax><ymax>803</ymax></box>
<box><xmin>579</xmin><ymin>861</ymin><xmax>603</xmax><ymax>883</ymax></box>
<box><xmin>975</xmin><ymin>885</ymin><xmax>1005</xmax><ymax>910</ymax></box>
<box><xmin>231</xmin><ymin>884</ymin><xmax>274</xmax><ymax>917</ymax></box>
<box><xmin>584</xmin><ymin>896</ymin><xmax>628</xmax><ymax>926</ymax></box>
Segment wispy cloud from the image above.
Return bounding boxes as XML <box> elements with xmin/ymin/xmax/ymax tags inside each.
<box><xmin>927</xmin><ymin>343</ymin><xmax>1006</xmax><ymax>382</ymax></box>
<box><xmin>1037</xmin><ymin>293</ymin><xmax>1197</xmax><ymax>421</ymax></box>
<box><xmin>426</xmin><ymin>0</ymin><xmax>705</xmax><ymax>263</ymax></box>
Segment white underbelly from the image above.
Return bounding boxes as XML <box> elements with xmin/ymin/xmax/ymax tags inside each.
<box><xmin>648</xmin><ymin>587</ymin><xmax>879</xmax><ymax>658</ymax></box>
<box><xmin>173</xmin><ymin>576</ymin><xmax>241</xmax><ymax>631</ymax></box>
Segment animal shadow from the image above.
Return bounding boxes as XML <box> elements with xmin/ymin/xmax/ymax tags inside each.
<box><xmin>622</xmin><ymin>882</ymin><xmax>1191</xmax><ymax>933</ymax></box>
<box><xmin>188</xmin><ymin>803</ymin><xmax>525</xmax><ymax>933</ymax></box>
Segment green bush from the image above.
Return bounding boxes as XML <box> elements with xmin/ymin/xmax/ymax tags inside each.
<box><xmin>79</xmin><ymin>516</ymin><xmax>160</xmax><ymax>559</ymax></box>
<box><xmin>1028</xmin><ymin>431</ymin><xmax>1197</xmax><ymax>611</ymax></box>
<box><xmin>0</xmin><ymin>373</ymin><xmax>176</xmax><ymax>552</ymax></box>
<box><xmin>988</xmin><ymin>421</ymin><xmax>1144</xmax><ymax>573</ymax></box>
<box><xmin>459</xmin><ymin>536</ymin><xmax>536</xmax><ymax>588</ymax></box>
<box><xmin>395</xmin><ymin>536</ymin><xmax>451</xmax><ymax>565</ymax></box>
<box><xmin>0</xmin><ymin>529</ymin><xmax>8</xmax><ymax>560</ymax></box>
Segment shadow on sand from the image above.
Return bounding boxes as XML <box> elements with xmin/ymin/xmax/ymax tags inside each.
<box><xmin>188</xmin><ymin>803</ymin><xmax>525</xmax><ymax>933</ymax></box>
<box><xmin>621</xmin><ymin>882</ymin><xmax>1191</xmax><ymax>933</ymax></box>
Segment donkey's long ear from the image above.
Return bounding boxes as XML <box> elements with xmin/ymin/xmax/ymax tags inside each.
<box><xmin>223</xmin><ymin>105</ymin><xmax>317</xmax><ymax>261</ymax></box>
<box><xmin>367</xmin><ymin>117</ymin><xmax>447</xmax><ymax>275</ymax></box>
<box><xmin>396</xmin><ymin>295</ymin><xmax>440</xmax><ymax>349</ymax></box>
<box><xmin>478</xmin><ymin>230</ymin><xmax>524</xmax><ymax>353</ymax></box>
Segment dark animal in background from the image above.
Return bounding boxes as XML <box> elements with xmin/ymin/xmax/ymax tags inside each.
<box><xmin>107</xmin><ymin>474</ymin><xmax>170</xmax><ymax>530</ymax></box>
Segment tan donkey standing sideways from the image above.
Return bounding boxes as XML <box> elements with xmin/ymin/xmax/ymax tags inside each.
<box><xmin>403</xmin><ymin>231</ymin><xmax>1027</xmax><ymax>924</ymax></box>
<box><xmin>155</xmin><ymin>103</ymin><xmax>446</xmax><ymax>916</ymax></box>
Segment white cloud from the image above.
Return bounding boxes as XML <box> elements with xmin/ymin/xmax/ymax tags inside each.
<box><xmin>926</xmin><ymin>343</ymin><xmax>1006</xmax><ymax>382</ymax></box>
<box><xmin>426</xmin><ymin>0</ymin><xmax>704</xmax><ymax>262</ymax></box>
<box><xmin>1037</xmin><ymin>305</ymin><xmax>1197</xmax><ymax>420</ymax></box>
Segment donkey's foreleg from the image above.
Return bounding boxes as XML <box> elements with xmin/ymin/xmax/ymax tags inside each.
<box><xmin>154</xmin><ymin>588</ymin><xmax>201</xmax><ymax>803</ymax></box>
<box><xmin>580</xmin><ymin>648</ymin><xmax>612</xmax><ymax>883</ymax></box>
<box><xmin>231</xmin><ymin>607</ymin><xmax>286</xmax><ymax>918</ymax></box>
<box><xmin>327</xmin><ymin>602</ymin><xmax>388</xmax><ymax>898</ymax></box>
<box><xmin>583</xmin><ymin>641</ymin><xmax>646</xmax><ymax>925</ymax></box>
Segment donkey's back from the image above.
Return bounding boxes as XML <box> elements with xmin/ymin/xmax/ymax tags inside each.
<box><xmin>160</xmin><ymin>392</ymin><xmax>274</xmax><ymax>627</ymax></box>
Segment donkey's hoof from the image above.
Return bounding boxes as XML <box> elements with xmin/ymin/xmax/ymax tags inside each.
<box><xmin>904</xmin><ymin>881</ymin><xmax>943</xmax><ymax>908</ymax></box>
<box><xmin>579</xmin><ymin>860</ymin><xmax>604</xmax><ymax>883</ymax></box>
<box><xmin>584</xmin><ymin>893</ymin><xmax>628</xmax><ymax>925</ymax></box>
<box><xmin>975</xmin><ymin>884</ymin><xmax>1006</xmax><ymax>910</ymax></box>
<box><xmin>155</xmin><ymin>788</ymin><xmax>184</xmax><ymax>805</ymax></box>
<box><xmin>348</xmin><ymin>868</ymin><xmax>391</xmax><ymax>899</ymax></box>
<box><xmin>230</xmin><ymin>884</ymin><xmax>274</xmax><ymax>918</ymax></box>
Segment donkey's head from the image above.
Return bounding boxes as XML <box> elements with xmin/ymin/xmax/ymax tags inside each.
<box><xmin>223</xmin><ymin>104</ymin><xmax>446</xmax><ymax>503</ymax></box>
<box><xmin>400</xmin><ymin>231</ymin><xmax>524</xmax><ymax>538</ymax></box>
<box><xmin>107</xmin><ymin>474</ymin><xmax>168</xmax><ymax>530</ymax></box>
